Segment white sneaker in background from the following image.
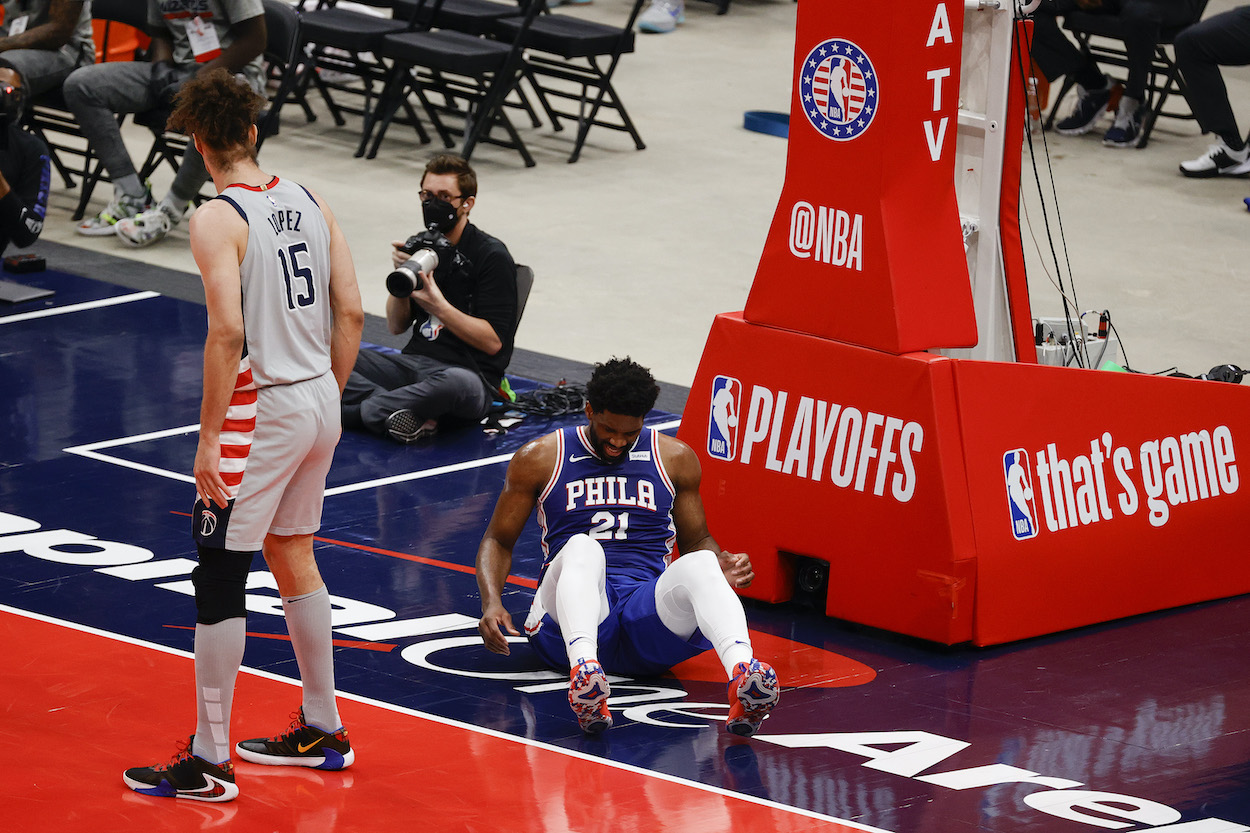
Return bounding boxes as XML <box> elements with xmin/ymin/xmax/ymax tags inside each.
<box><xmin>1179</xmin><ymin>140</ymin><xmax>1250</xmax><ymax>178</ymax></box>
<box><xmin>115</xmin><ymin>204</ymin><xmax>181</xmax><ymax>248</ymax></box>
<box><xmin>637</xmin><ymin>0</ymin><xmax>684</xmax><ymax>34</ymax></box>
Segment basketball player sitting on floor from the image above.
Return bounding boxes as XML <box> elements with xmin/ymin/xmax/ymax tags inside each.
<box><xmin>475</xmin><ymin>357</ymin><xmax>780</xmax><ymax>735</ymax></box>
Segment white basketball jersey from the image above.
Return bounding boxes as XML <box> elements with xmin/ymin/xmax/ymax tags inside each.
<box><xmin>219</xmin><ymin>177</ymin><xmax>334</xmax><ymax>389</ymax></box>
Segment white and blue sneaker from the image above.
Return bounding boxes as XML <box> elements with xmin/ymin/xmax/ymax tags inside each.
<box><xmin>638</xmin><ymin>0</ymin><xmax>684</xmax><ymax>33</ymax></box>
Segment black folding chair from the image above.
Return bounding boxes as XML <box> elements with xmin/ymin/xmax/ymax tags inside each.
<box><xmin>391</xmin><ymin>0</ymin><xmax>544</xmax><ymax>132</ymax></box>
<box><xmin>494</xmin><ymin>0</ymin><xmax>648</xmax><ymax>163</ymax></box>
<box><xmin>256</xmin><ymin>0</ymin><xmax>308</xmax><ymax>149</ymax></box>
<box><xmin>1043</xmin><ymin>1</ymin><xmax>1210</xmax><ymax>149</ymax></box>
<box><xmin>514</xmin><ymin>263</ymin><xmax>533</xmax><ymax>328</ymax></box>
<box><xmin>359</xmin><ymin>0</ymin><xmax>544</xmax><ymax>166</ymax></box>
<box><xmin>289</xmin><ymin>0</ymin><xmax>422</xmax><ymax>148</ymax></box>
<box><xmin>258</xmin><ymin>0</ymin><xmax>315</xmax><ymax>141</ymax></box>
<box><xmin>393</xmin><ymin>0</ymin><xmax>524</xmax><ymax>36</ymax></box>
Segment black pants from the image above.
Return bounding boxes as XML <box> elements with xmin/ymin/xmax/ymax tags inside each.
<box><xmin>1030</xmin><ymin>0</ymin><xmax>1204</xmax><ymax>101</ymax></box>
<box><xmin>1174</xmin><ymin>5</ymin><xmax>1250</xmax><ymax>147</ymax></box>
<box><xmin>341</xmin><ymin>350</ymin><xmax>491</xmax><ymax>436</ymax></box>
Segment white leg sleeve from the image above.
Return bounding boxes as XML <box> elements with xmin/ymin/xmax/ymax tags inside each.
<box><xmin>654</xmin><ymin>549</ymin><xmax>754</xmax><ymax>677</ymax></box>
<box><xmin>535</xmin><ymin>534</ymin><xmax>610</xmax><ymax>667</ymax></box>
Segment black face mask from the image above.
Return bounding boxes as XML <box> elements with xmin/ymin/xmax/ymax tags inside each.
<box><xmin>422</xmin><ymin>197</ymin><xmax>459</xmax><ymax>234</ymax></box>
<box><xmin>0</xmin><ymin>84</ymin><xmax>26</xmax><ymax>128</ymax></box>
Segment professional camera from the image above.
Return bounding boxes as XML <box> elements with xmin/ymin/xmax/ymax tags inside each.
<box><xmin>385</xmin><ymin>224</ymin><xmax>461</xmax><ymax>297</ymax></box>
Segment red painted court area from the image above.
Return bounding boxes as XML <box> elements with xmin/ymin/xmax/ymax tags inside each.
<box><xmin>3</xmin><ymin>608</ymin><xmax>873</xmax><ymax>833</ymax></box>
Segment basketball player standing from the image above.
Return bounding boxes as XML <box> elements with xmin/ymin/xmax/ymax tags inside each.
<box><xmin>123</xmin><ymin>69</ymin><xmax>364</xmax><ymax>802</ymax></box>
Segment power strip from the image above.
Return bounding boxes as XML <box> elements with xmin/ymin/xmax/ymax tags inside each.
<box><xmin>1033</xmin><ymin>316</ymin><xmax>1120</xmax><ymax>369</ymax></box>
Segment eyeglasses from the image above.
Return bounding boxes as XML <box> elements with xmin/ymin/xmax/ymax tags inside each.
<box><xmin>419</xmin><ymin>189</ymin><xmax>466</xmax><ymax>204</ymax></box>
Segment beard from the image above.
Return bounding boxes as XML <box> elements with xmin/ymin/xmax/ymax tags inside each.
<box><xmin>587</xmin><ymin>426</ymin><xmax>629</xmax><ymax>465</ymax></box>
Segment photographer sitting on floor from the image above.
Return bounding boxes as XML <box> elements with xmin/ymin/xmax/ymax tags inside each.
<box><xmin>342</xmin><ymin>154</ymin><xmax>518</xmax><ymax>443</ymax></box>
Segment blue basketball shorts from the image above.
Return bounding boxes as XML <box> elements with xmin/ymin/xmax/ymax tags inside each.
<box><xmin>526</xmin><ymin>577</ymin><xmax>713</xmax><ymax>677</ymax></box>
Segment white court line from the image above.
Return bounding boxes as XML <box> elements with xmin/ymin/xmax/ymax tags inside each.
<box><xmin>0</xmin><ymin>290</ymin><xmax>160</xmax><ymax>324</ymax></box>
<box><xmin>62</xmin><ymin>418</ymin><xmax>687</xmax><ymax>496</ymax></box>
<box><xmin>64</xmin><ymin>424</ymin><xmax>201</xmax><ymax>485</ymax></box>
<box><xmin>0</xmin><ymin>603</ymin><xmax>889</xmax><ymax>833</ymax></box>
<box><xmin>325</xmin><ymin>417</ymin><xmax>683</xmax><ymax>495</ymax></box>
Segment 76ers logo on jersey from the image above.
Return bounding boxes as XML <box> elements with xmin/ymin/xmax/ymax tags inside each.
<box><xmin>1002</xmin><ymin>449</ymin><xmax>1038</xmax><ymax>540</ymax></box>
<box><xmin>707</xmin><ymin>376</ymin><xmax>741</xmax><ymax>462</ymax></box>
<box><xmin>799</xmin><ymin>38</ymin><xmax>878</xmax><ymax>141</ymax></box>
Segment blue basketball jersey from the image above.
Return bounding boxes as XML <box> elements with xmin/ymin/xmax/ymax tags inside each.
<box><xmin>537</xmin><ymin>426</ymin><xmax>677</xmax><ymax>586</ymax></box>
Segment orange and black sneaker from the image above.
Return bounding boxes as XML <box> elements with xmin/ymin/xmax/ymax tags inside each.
<box><xmin>726</xmin><ymin>659</ymin><xmax>780</xmax><ymax>737</ymax></box>
<box><xmin>235</xmin><ymin>709</ymin><xmax>354</xmax><ymax>770</ymax></box>
<box><xmin>122</xmin><ymin>736</ymin><xmax>239</xmax><ymax>802</ymax></box>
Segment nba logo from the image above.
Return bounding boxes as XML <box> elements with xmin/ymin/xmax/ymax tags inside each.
<box><xmin>1002</xmin><ymin>449</ymin><xmax>1038</xmax><ymax>540</ymax></box>
<box><xmin>798</xmin><ymin>38</ymin><xmax>879</xmax><ymax>142</ymax></box>
<box><xmin>707</xmin><ymin>376</ymin><xmax>741</xmax><ymax>462</ymax></box>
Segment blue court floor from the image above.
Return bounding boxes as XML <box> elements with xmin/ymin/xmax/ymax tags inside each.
<box><xmin>3</xmin><ymin>260</ymin><xmax>1250</xmax><ymax>832</ymax></box>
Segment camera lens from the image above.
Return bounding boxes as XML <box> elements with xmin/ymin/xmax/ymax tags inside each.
<box><xmin>385</xmin><ymin>267</ymin><xmax>419</xmax><ymax>298</ymax></box>
<box><xmin>384</xmin><ymin>249</ymin><xmax>439</xmax><ymax>297</ymax></box>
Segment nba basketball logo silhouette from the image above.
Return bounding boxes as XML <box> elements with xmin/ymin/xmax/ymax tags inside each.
<box><xmin>798</xmin><ymin>38</ymin><xmax>879</xmax><ymax>141</ymax></box>
<box><xmin>707</xmin><ymin>376</ymin><xmax>741</xmax><ymax>462</ymax></box>
<box><xmin>1002</xmin><ymin>449</ymin><xmax>1038</xmax><ymax>540</ymax></box>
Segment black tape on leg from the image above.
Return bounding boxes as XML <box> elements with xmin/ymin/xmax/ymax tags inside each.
<box><xmin>192</xmin><ymin>546</ymin><xmax>255</xmax><ymax>624</ymax></box>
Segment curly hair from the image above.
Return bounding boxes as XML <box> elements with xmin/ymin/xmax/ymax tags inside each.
<box><xmin>423</xmin><ymin>153</ymin><xmax>477</xmax><ymax>199</ymax></box>
<box><xmin>167</xmin><ymin>68</ymin><xmax>267</xmax><ymax>165</ymax></box>
<box><xmin>586</xmin><ymin>357</ymin><xmax>659</xmax><ymax>417</ymax></box>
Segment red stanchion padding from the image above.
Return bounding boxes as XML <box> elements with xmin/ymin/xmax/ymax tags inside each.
<box><xmin>743</xmin><ymin>0</ymin><xmax>976</xmax><ymax>355</ymax></box>
<box><xmin>679</xmin><ymin>313</ymin><xmax>978</xmax><ymax>645</ymax></box>
<box><xmin>683</xmin><ymin>312</ymin><xmax>1250</xmax><ymax>645</ymax></box>
<box><xmin>950</xmin><ymin>360</ymin><xmax>1250</xmax><ymax>645</ymax></box>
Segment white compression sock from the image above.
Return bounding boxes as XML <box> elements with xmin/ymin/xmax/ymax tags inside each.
<box><xmin>541</xmin><ymin>535</ymin><xmax>609</xmax><ymax>668</ymax></box>
<box><xmin>282</xmin><ymin>585</ymin><xmax>341</xmax><ymax>731</ymax></box>
<box><xmin>655</xmin><ymin>550</ymin><xmax>755</xmax><ymax>678</ymax></box>
<box><xmin>192</xmin><ymin>618</ymin><xmax>246</xmax><ymax>763</ymax></box>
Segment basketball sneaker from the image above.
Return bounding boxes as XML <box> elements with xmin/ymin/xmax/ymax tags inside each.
<box><xmin>385</xmin><ymin>409</ymin><xmax>438</xmax><ymax>444</ymax></box>
<box><xmin>77</xmin><ymin>184</ymin><xmax>153</xmax><ymax>236</ymax></box>
<box><xmin>116</xmin><ymin>202</ymin><xmax>184</xmax><ymax>248</ymax></box>
<box><xmin>122</xmin><ymin>736</ymin><xmax>239</xmax><ymax>802</ymax></box>
<box><xmin>726</xmin><ymin>659</ymin><xmax>779</xmax><ymax>737</ymax></box>
<box><xmin>568</xmin><ymin>658</ymin><xmax>612</xmax><ymax>734</ymax></box>
<box><xmin>638</xmin><ymin>0</ymin><xmax>683</xmax><ymax>34</ymax></box>
<box><xmin>235</xmin><ymin>709</ymin><xmax>355</xmax><ymax>770</ymax></box>
<box><xmin>1055</xmin><ymin>82</ymin><xmax>1112</xmax><ymax>136</ymax></box>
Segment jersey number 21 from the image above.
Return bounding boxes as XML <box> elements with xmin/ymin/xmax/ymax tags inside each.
<box><xmin>589</xmin><ymin>511</ymin><xmax>629</xmax><ymax>541</ymax></box>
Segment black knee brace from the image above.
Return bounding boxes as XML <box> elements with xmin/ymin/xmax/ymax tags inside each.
<box><xmin>192</xmin><ymin>546</ymin><xmax>255</xmax><ymax>624</ymax></box>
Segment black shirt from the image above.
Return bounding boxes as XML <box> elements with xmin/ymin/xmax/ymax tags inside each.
<box><xmin>402</xmin><ymin>222</ymin><xmax>517</xmax><ymax>388</ymax></box>
<box><xmin>0</xmin><ymin>122</ymin><xmax>48</xmax><ymax>255</ymax></box>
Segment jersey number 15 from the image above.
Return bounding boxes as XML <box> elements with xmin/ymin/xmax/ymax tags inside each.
<box><xmin>279</xmin><ymin>242</ymin><xmax>316</xmax><ymax>310</ymax></box>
